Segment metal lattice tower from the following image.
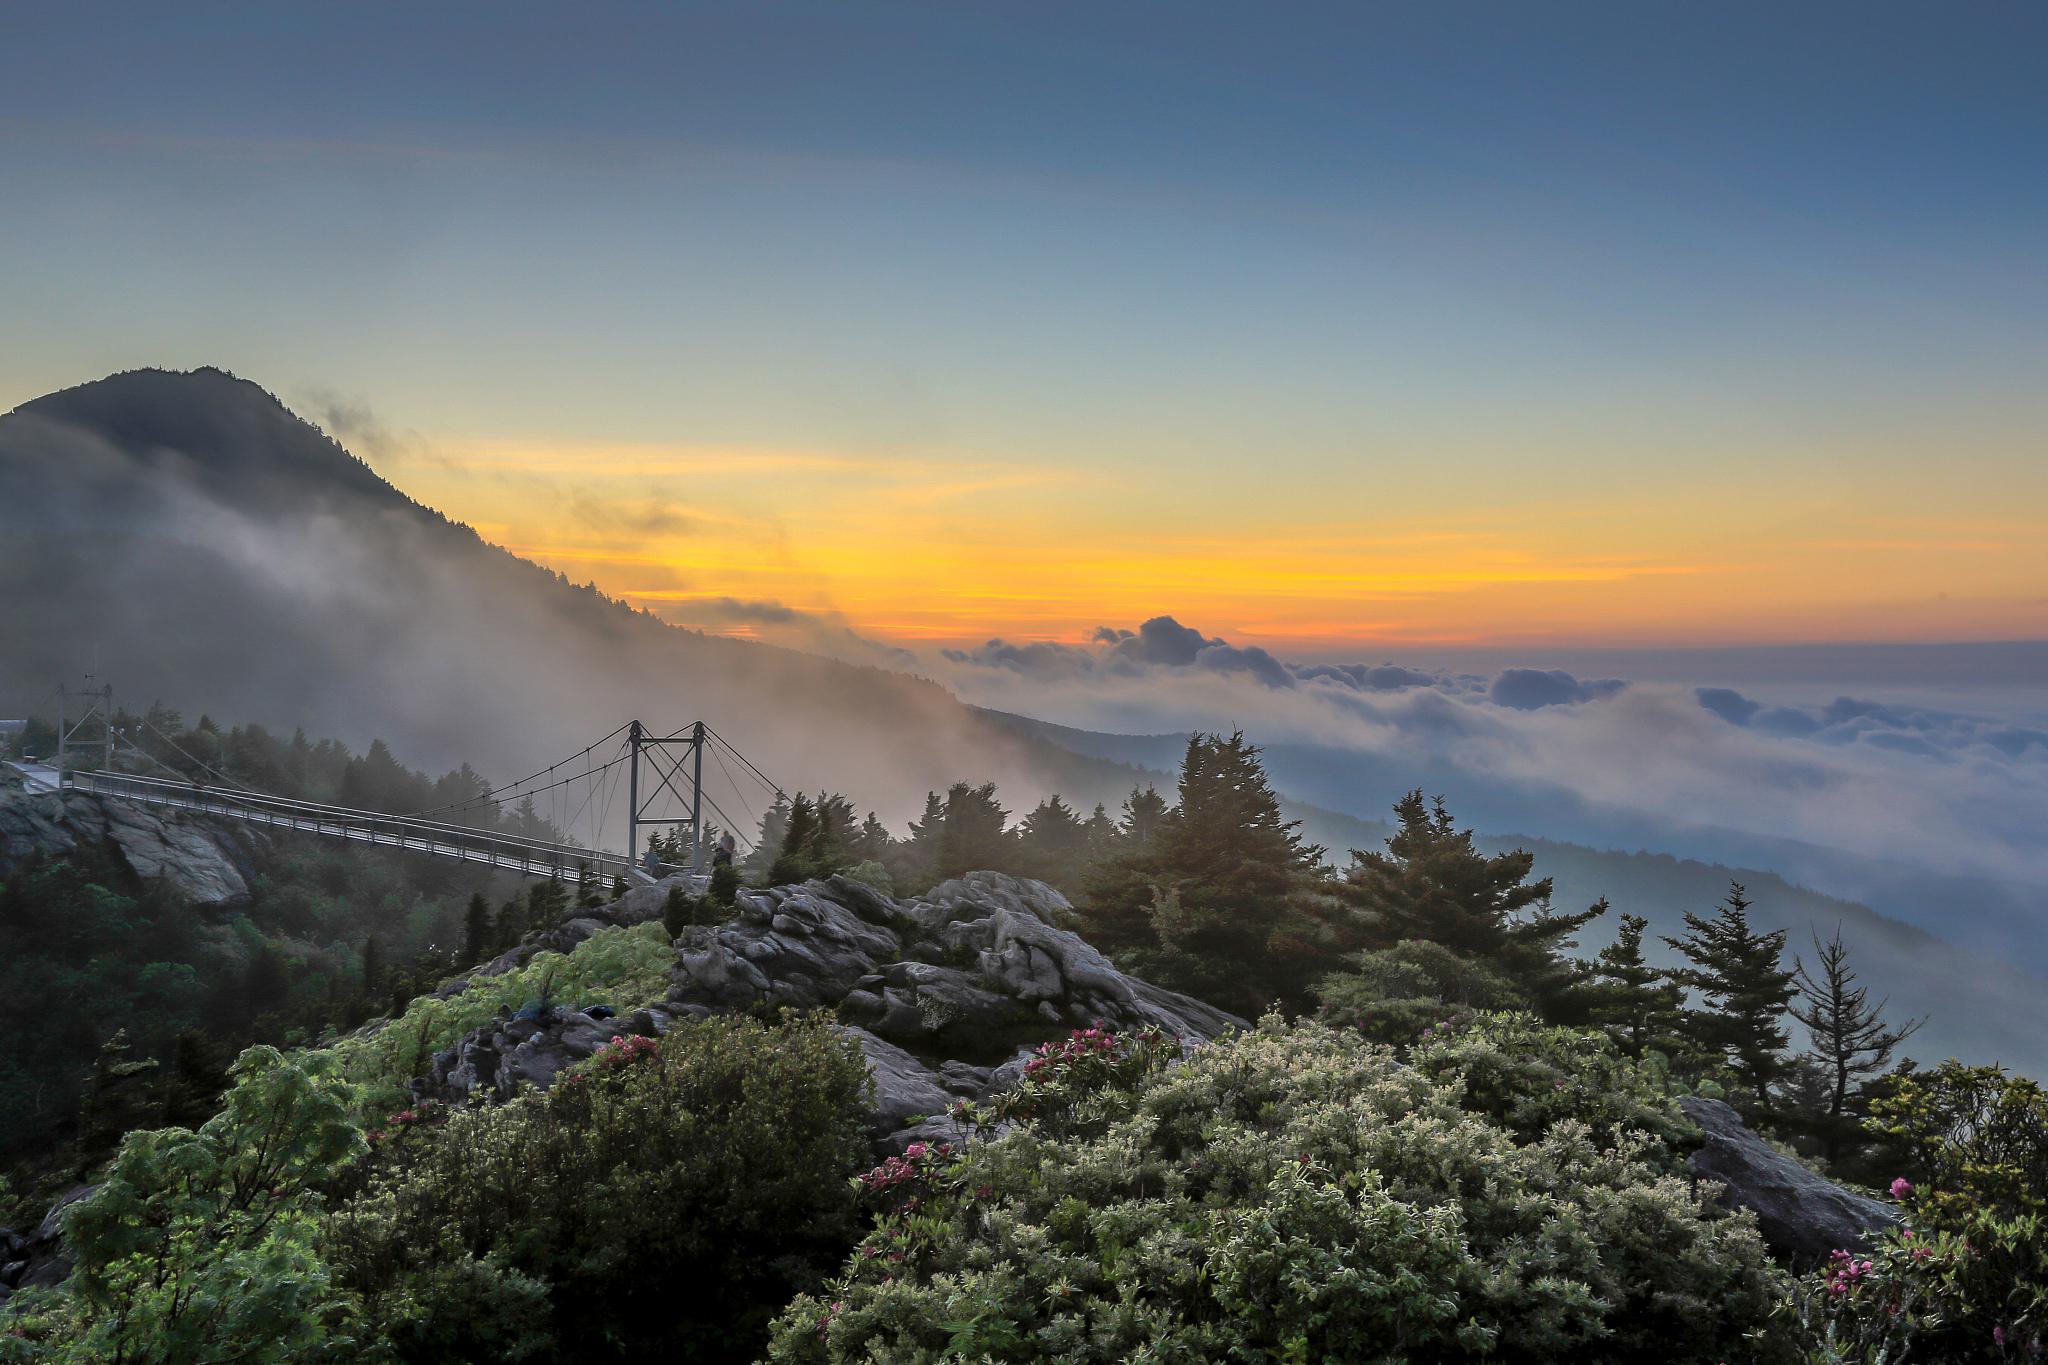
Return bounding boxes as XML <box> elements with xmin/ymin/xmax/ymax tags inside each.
<box><xmin>55</xmin><ymin>678</ymin><xmax>115</xmax><ymax>772</ymax></box>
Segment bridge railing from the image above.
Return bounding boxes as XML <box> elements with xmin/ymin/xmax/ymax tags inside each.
<box><xmin>68</xmin><ymin>770</ymin><xmax>642</xmax><ymax>880</ymax></box>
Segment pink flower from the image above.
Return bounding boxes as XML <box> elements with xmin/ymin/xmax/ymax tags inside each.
<box><xmin>1995</xmin><ymin>1326</ymin><xmax>2007</xmax><ymax>1348</ymax></box>
<box><xmin>1891</xmin><ymin>1177</ymin><xmax>1914</xmax><ymax>1199</ymax></box>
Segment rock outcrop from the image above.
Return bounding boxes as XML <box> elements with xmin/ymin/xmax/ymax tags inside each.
<box><xmin>0</xmin><ymin>1185</ymin><xmax>95</xmax><ymax>1303</ymax></box>
<box><xmin>0</xmin><ymin>789</ymin><xmax>266</xmax><ymax>906</ymax></box>
<box><xmin>1681</xmin><ymin>1096</ymin><xmax>1900</xmax><ymax>1261</ymax></box>
<box><xmin>412</xmin><ymin>871</ymin><xmax>1243</xmax><ymax>1151</ymax></box>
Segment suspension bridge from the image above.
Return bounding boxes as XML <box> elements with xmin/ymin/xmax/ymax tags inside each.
<box><xmin>6</xmin><ymin>682</ymin><xmax>782</xmax><ymax>888</ymax></box>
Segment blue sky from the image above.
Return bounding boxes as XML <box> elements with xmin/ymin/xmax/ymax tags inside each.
<box><xmin>5</xmin><ymin>1</ymin><xmax>2045</xmax><ymax>652</ymax></box>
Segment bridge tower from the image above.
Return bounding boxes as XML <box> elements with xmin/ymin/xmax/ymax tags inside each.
<box><xmin>626</xmin><ymin>720</ymin><xmax>707</xmax><ymax>872</ymax></box>
<box><xmin>55</xmin><ymin>679</ymin><xmax>115</xmax><ymax>773</ymax></box>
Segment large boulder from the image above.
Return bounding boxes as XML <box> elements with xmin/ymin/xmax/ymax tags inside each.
<box><xmin>0</xmin><ymin>1184</ymin><xmax>97</xmax><ymax>1296</ymax></box>
<box><xmin>413</xmin><ymin>1004</ymin><xmax>670</xmax><ymax>1107</ymax></box>
<box><xmin>1681</xmin><ymin>1096</ymin><xmax>1900</xmax><ymax>1261</ymax></box>
<box><xmin>0</xmin><ymin>788</ymin><xmax>265</xmax><ymax>906</ymax></box>
<box><xmin>408</xmin><ymin>870</ymin><xmax>1242</xmax><ymax>1154</ymax></box>
<box><xmin>668</xmin><ymin>871</ymin><xmax>1242</xmax><ymax>1056</ymax></box>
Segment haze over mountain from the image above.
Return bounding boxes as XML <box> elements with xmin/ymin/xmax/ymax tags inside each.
<box><xmin>4</xmin><ymin>366</ymin><xmax>2046</xmax><ymax>1075</ymax></box>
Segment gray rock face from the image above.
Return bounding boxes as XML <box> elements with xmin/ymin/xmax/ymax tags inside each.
<box><xmin>409</xmin><ymin>871</ymin><xmax>1241</xmax><ymax>1151</ymax></box>
<box><xmin>0</xmin><ymin>1184</ymin><xmax>96</xmax><ymax>1295</ymax></box>
<box><xmin>0</xmin><ymin>789</ymin><xmax>265</xmax><ymax>906</ymax></box>
<box><xmin>415</xmin><ymin>1004</ymin><xmax>670</xmax><ymax>1106</ymax></box>
<box><xmin>671</xmin><ymin>871</ymin><xmax>1242</xmax><ymax>1054</ymax></box>
<box><xmin>1681</xmin><ymin>1096</ymin><xmax>1901</xmax><ymax>1262</ymax></box>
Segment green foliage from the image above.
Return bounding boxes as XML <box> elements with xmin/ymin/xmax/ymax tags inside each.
<box><xmin>1335</xmin><ymin>791</ymin><xmax>1604</xmax><ymax>1023</ymax></box>
<box><xmin>329</xmin><ymin>1012</ymin><xmax>873</xmax><ymax>1363</ymax></box>
<box><xmin>1407</xmin><ymin>1011</ymin><xmax>1694</xmax><ymax>1157</ymax></box>
<box><xmin>1791</xmin><ymin>1063</ymin><xmax>2048</xmax><ymax>1360</ymax></box>
<box><xmin>1078</xmin><ymin>732</ymin><xmax>1341</xmax><ymax>1015</ymax></box>
<box><xmin>1316</xmin><ymin>937</ymin><xmax>1528</xmax><ymax>1044</ymax></box>
<box><xmin>1586</xmin><ymin>910</ymin><xmax>1690</xmax><ymax>1063</ymax></box>
<box><xmin>1665</xmin><ymin>882</ymin><xmax>1797</xmax><ymax>1111</ymax></box>
<box><xmin>3</xmin><ymin>1047</ymin><xmax>367</xmax><ymax>1363</ymax></box>
<box><xmin>330</xmin><ymin>922</ymin><xmax>673</xmax><ymax>1117</ymax></box>
<box><xmin>708</xmin><ymin>860</ymin><xmax>741</xmax><ymax>905</ymax></box>
<box><xmin>771</xmin><ymin>1016</ymin><xmax>1791</xmax><ymax>1364</ymax></box>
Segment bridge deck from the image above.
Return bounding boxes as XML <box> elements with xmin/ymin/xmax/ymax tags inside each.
<box><xmin>64</xmin><ymin>770</ymin><xmax>677</xmax><ymax>885</ymax></box>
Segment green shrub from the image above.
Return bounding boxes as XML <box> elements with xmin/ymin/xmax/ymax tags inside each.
<box><xmin>0</xmin><ymin>1047</ymin><xmax>367</xmax><ymax>1364</ymax></box>
<box><xmin>328</xmin><ymin>1010</ymin><xmax>873</xmax><ymax>1363</ymax></box>
<box><xmin>1317</xmin><ymin>937</ymin><xmax>1531</xmax><ymax>1045</ymax></box>
<box><xmin>328</xmin><ymin>922</ymin><xmax>673</xmax><ymax>1117</ymax></box>
<box><xmin>771</xmin><ymin>1016</ymin><xmax>1790</xmax><ymax>1364</ymax></box>
<box><xmin>1408</xmin><ymin>1010</ymin><xmax>1693</xmax><ymax>1159</ymax></box>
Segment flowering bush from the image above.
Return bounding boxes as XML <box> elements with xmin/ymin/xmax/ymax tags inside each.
<box><xmin>769</xmin><ymin>1015</ymin><xmax>1791</xmax><ymax>1364</ymax></box>
<box><xmin>1408</xmin><ymin>1010</ymin><xmax>1695</xmax><ymax>1160</ymax></box>
<box><xmin>1795</xmin><ymin>1063</ymin><xmax>2048</xmax><ymax>1361</ymax></box>
<box><xmin>982</xmin><ymin>1022</ymin><xmax>1176</xmax><ymax>1139</ymax></box>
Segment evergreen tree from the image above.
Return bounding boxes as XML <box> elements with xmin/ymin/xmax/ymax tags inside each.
<box><xmin>157</xmin><ymin>1029</ymin><xmax>230</xmax><ymax>1129</ymax></box>
<box><xmin>1665</xmin><ymin>883</ymin><xmax>1797</xmax><ymax>1110</ymax></box>
<box><xmin>744</xmin><ymin>793</ymin><xmax>792</xmax><ymax>883</ymax></box>
<box><xmin>1791</xmin><ymin>926</ymin><xmax>1924</xmax><ymax>1159</ymax></box>
<box><xmin>1016</xmin><ymin>795</ymin><xmax>1089</xmax><ymax>888</ymax></box>
<box><xmin>1081</xmin><ymin>802</ymin><xmax>1120</xmax><ymax>865</ymax></box>
<box><xmin>769</xmin><ymin>794</ymin><xmax>818</xmax><ymax>885</ymax></box>
<box><xmin>493</xmin><ymin>898</ymin><xmax>523</xmax><ymax>953</ymax></box>
<box><xmin>1118</xmin><ymin>786</ymin><xmax>1169</xmax><ymax>850</ymax></box>
<box><xmin>462</xmin><ymin>892</ymin><xmax>492</xmax><ymax>964</ymax></box>
<box><xmin>1079</xmin><ymin>733</ymin><xmax>1334</xmax><ymax>1015</ymax></box>
<box><xmin>361</xmin><ymin>935</ymin><xmax>387</xmax><ymax>997</ymax></box>
<box><xmin>76</xmin><ymin>1029</ymin><xmax>160</xmax><ymax>1173</ymax></box>
<box><xmin>1586</xmin><ymin>910</ymin><xmax>1689</xmax><ymax>1061</ymax></box>
<box><xmin>853</xmin><ymin>812</ymin><xmax>894</xmax><ymax>863</ymax></box>
<box><xmin>934</xmin><ymin>782</ymin><xmax>1015</xmax><ymax>882</ymax></box>
<box><xmin>888</xmin><ymin>791</ymin><xmax>948</xmax><ymax>892</ymax></box>
<box><xmin>527</xmin><ymin>876</ymin><xmax>570</xmax><ymax>931</ymax></box>
<box><xmin>806</xmin><ymin>793</ymin><xmax>856</xmax><ymax>877</ymax></box>
<box><xmin>1333</xmin><ymin>791</ymin><xmax>1601</xmax><ymax>1021</ymax></box>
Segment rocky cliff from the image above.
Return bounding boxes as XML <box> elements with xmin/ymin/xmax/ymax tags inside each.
<box><xmin>0</xmin><ymin>788</ymin><xmax>267</xmax><ymax>905</ymax></box>
<box><xmin>415</xmin><ymin>870</ymin><xmax>1242</xmax><ymax>1150</ymax></box>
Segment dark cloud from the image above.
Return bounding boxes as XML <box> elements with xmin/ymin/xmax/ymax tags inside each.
<box><xmin>942</xmin><ymin>639</ymin><xmax>1098</xmax><ymax>678</ymax></box>
<box><xmin>1108</xmin><ymin>616</ymin><xmax>1213</xmax><ymax>667</ymax></box>
<box><xmin>1299</xmin><ymin>663</ymin><xmax>1445</xmax><ymax>692</ymax></box>
<box><xmin>1696</xmin><ymin>686</ymin><xmax>1761</xmax><ymax>725</ymax></box>
<box><xmin>1490</xmin><ymin>668</ymin><xmax>1627</xmax><ymax>710</ymax></box>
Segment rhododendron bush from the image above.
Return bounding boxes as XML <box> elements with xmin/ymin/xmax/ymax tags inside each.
<box><xmin>770</xmin><ymin>1015</ymin><xmax>1792</xmax><ymax>1364</ymax></box>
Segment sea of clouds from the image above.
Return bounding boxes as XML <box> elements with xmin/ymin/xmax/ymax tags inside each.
<box><xmin>930</xmin><ymin>616</ymin><xmax>2048</xmax><ymax>893</ymax></box>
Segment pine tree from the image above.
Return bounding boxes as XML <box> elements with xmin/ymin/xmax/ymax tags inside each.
<box><xmin>1586</xmin><ymin>910</ymin><xmax>1689</xmax><ymax>1061</ymax></box>
<box><xmin>889</xmin><ymin>791</ymin><xmax>948</xmax><ymax>892</ymax></box>
<box><xmin>1791</xmin><ymin>926</ymin><xmax>1924</xmax><ymax>1159</ymax></box>
<box><xmin>1081</xmin><ymin>802</ymin><xmax>1119</xmax><ymax>864</ymax></box>
<box><xmin>1016</xmin><ymin>795</ymin><xmax>1089</xmax><ymax>888</ymax></box>
<box><xmin>1079</xmin><ymin>733</ymin><xmax>1335</xmax><ymax>1015</ymax></box>
<box><xmin>361</xmin><ymin>935</ymin><xmax>387</xmax><ymax>996</ymax></box>
<box><xmin>934</xmin><ymin>782</ymin><xmax>1016</xmax><ymax>882</ymax></box>
<box><xmin>744</xmin><ymin>793</ymin><xmax>792</xmax><ymax>883</ymax></box>
<box><xmin>493</xmin><ymin>898</ymin><xmax>523</xmax><ymax>953</ymax></box>
<box><xmin>1665</xmin><ymin>882</ymin><xmax>1797</xmax><ymax>1110</ymax></box>
<box><xmin>527</xmin><ymin>876</ymin><xmax>570</xmax><ymax>931</ymax></box>
<box><xmin>462</xmin><ymin>892</ymin><xmax>492</xmax><ymax>964</ymax></box>
<box><xmin>77</xmin><ymin>1029</ymin><xmax>160</xmax><ymax>1172</ymax></box>
<box><xmin>853</xmin><ymin>812</ymin><xmax>894</xmax><ymax>862</ymax></box>
<box><xmin>157</xmin><ymin>1029</ymin><xmax>230</xmax><ymax>1129</ymax></box>
<box><xmin>769</xmin><ymin>794</ymin><xmax>818</xmax><ymax>885</ymax></box>
<box><xmin>1118</xmin><ymin>786</ymin><xmax>1169</xmax><ymax>850</ymax></box>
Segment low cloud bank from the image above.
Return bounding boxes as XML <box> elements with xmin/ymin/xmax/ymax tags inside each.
<box><xmin>931</xmin><ymin>616</ymin><xmax>2048</xmax><ymax>890</ymax></box>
